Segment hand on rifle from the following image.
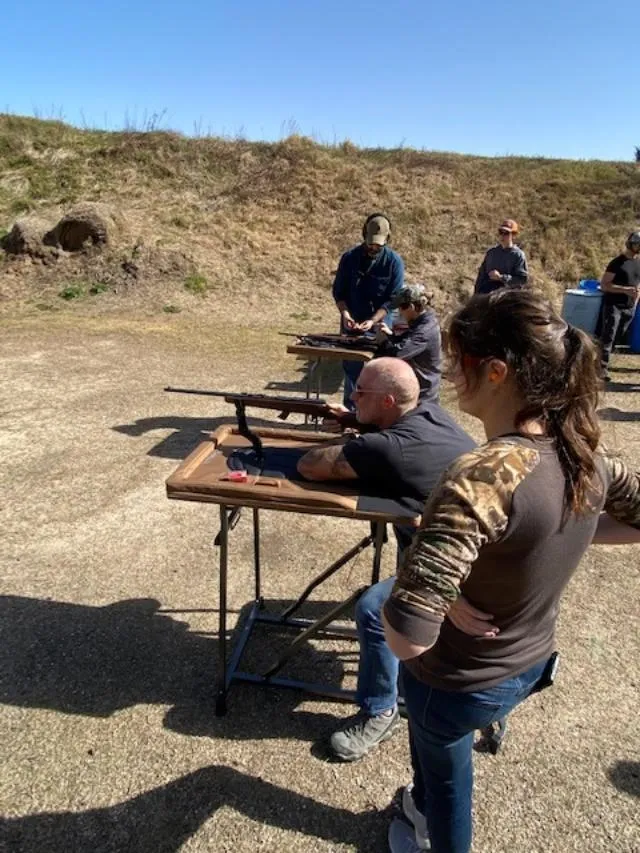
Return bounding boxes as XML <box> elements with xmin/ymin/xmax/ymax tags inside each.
<box><xmin>323</xmin><ymin>403</ymin><xmax>360</xmax><ymax>434</ymax></box>
<box><xmin>447</xmin><ymin>597</ymin><xmax>499</xmax><ymax>638</ymax></box>
<box><xmin>356</xmin><ymin>319</ymin><xmax>375</xmax><ymax>332</ymax></box>
<box><xmin>321</xmin><ymin>403</ymin><xmax>349</xmax><ymax>431</ymax></box>
<box><xmin>374</xmin><ymin>321</ymin><xmax>392</xmax><ymax>343</ymax></box>
<box><xmin>341</xmin><ymin>310</ymin><xmax>357</xmax><ymax>331</ymax></box>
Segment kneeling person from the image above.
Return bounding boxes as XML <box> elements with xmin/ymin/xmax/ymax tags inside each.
<box><xmin>374</xmin><ymin>283</ymin><xmax>442</xmax><ymax>403</ymax></box>
<box><xmin>297</xmin><ymin>358</ymin><xmax>479</xmax><ymax>761</ymax></box>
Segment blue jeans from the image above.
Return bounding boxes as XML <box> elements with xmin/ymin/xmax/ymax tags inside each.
<box><xmin>402</xmin><ymin>658</ymin><xmax>549</xmax><ymax>853</ymax></box>
<box><xmin>355</xmin><ymin>576</ymin><xmax>398</xmax><ymax>715</ymax></box>
<box><xmin>342</xmin><ymin>359</ymin><xmax>364</xmax><ymax>409</ymax></box>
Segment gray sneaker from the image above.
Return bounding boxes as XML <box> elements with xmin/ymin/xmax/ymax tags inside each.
<box><xmin>328</xmin><ymin>708</ymin><xmax>402</xmax><ymax>762</ymax></box>
<box><xmin>402</xmin><ymin>784</ymin><xmax>430</xmax><ymax>850</ymax></box>
<box><xmin>388</xmin><ymin>817</ymin><xmax>430</xmax><ymax>852</ymax></box>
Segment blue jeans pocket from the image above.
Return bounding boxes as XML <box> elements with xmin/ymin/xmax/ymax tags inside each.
<box><xmin>430</xmin><ymin>694</ymin><xmax>506</xmax><ymax>735</ymax></box>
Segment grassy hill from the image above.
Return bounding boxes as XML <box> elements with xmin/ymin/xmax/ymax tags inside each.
<box><xmin>1</xmin><ymin>113</ymin><xmax>639</xmax><ymax>324</ymax></box>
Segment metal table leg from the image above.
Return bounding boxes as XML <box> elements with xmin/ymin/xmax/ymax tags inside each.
<box><xmin>253</xmin><ymin>507</ymin><xmax>263</xmax><ymax>607</ymax></box>
<box><xmin>215</xmin><ymin>503</ymin><xmax>229</xmax><ymax>716</ymax></box>
<box><xmin>371</xmin><ymin>521</ymin><xmax>386</xmax><ymax>585</ymax></box>
<box><xmin>262</xmin><ymin>586</ymin><xmax>367</xmax><ymax>679</ymax></box>
<box><xmin>304</xmin><ymin>358</ymin><xmax>320</xmax><ymax>424</ymax></box>
<box><xmin>280</xmin><ymin>533</ymin><xmax>373</xmax><ymax>620</ymax></box>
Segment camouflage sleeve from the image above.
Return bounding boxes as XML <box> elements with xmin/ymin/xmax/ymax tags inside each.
<box><xmin>383</xmin><ymin>442</ymin><xmax>540</xmax><ymax>648</ymax></box>
<box><xmin>602</xmin><ymin>453</ymin><xmax>640</xmax><ymax>529</ymax></box>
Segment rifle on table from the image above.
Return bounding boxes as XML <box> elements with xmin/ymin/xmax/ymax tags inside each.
<box><xmin>294</xmin><ymin>333</ymin><xmax>378</xmax><ymax>353</ymax></box>
<box><xmin>164</xmin><ymin>387</ymin><xmax>363</xmax><ymax>461</ymax></box>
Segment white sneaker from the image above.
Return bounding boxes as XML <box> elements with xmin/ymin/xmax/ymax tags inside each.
<box><xmin>388</xmin><ymin>817</ymin><xmax>430</xmax><ymax>852</ymax></box>
<box><xmin>402</xmin><ymin>784</ymin><xmax>430</xmax><ymax>850</ymax></box>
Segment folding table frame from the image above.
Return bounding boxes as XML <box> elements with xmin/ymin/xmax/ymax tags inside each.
<box><xmin>213</xmin><ymin>504</ymin><xmax>387</xmax><ymax>715</ymax></box>
<box><xmin>166</xmin><ymin>426</ymin><xmax>418</xmax><ymax>716</ymax></box>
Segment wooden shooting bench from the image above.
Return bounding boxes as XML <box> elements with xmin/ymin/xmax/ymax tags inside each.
<box><xmin>286</xmin><ymin>334</ymin><xmax>375</xmax><ymax>402</ymax></box>
<box><xmin>166</xmin><ymin>424</ymin><xmax>419</xmax><ymax>715</ymax></box>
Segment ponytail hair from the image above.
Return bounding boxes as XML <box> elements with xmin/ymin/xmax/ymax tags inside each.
<box><xmin>447</xmin><ymin>290</ymin><xmax>602</xmax><ymax>515</ymax></box>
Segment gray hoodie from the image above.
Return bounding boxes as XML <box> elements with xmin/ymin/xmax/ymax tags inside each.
<box><xmin>475</xmin><ymin>245</ymin><xmax>528</xmax><ymax>294</ymax></box>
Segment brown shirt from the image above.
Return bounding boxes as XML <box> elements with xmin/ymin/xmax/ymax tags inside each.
<box><xmin>383</xmin><ymin>436</ymin><xmax>640</xmax><ymax>691</ymax></box>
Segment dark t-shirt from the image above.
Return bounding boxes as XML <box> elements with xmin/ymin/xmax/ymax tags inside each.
<box><xmin>342</xmin><ymin>403</ymin><xmax>476</xmax><ymax>548</ymax></box>
<box><xmin>384</xmin><ymin>435</ymin><xmax>640</xmax><ymax>691</ymax></box>
<box><xmin>603</xmin><ymin>253</ymin><xmax>640</xmax><ymax>308</ymax></box>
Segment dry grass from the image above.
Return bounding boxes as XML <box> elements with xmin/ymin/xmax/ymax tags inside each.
<box><xmin>1</xmin><ymin>115</ymin><xmax>640</xmax><ymax>325</ymax></box>
<box><xmin>1</xmin><ymin>312</ymin><xmax>638</xmax><ymax>852</ymax></box>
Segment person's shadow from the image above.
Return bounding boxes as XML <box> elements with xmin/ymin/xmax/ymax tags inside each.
<box><xmin>112</xmin><ymin>414</ymin><xmax>289</xmax><ymax>459</ymax></box>
<box><xmin>265</xmin><ymin>360</ymin><xmax>344</xmax><ymax>396</ymax></box>
<box><xmin>608</xmin><ymin>760</ymin><xmax>640</xmax><ymax>798</ymax></box>
<box><xmin>598</xmin><ymin>407</ymin><xmax>640</xmax><ymax>423</ymax></box>
<box><xmin>0</xmin><ymin>594</ymin><xmax>360</xmax><ymax>744</ymax></box>
<box><xmin>0</xmin><ymin>764</ymin><xmax>395</xmax><ymax>852</ymax></box>
<box><xmin>609</xmin><ymin>365</ymin><xmax>640</xmax><ymax>375</ymax></box>
<box><xmin>602</xmin><ymin>381</ymin><xmax>640</xmax><ymax>393</ymax></box>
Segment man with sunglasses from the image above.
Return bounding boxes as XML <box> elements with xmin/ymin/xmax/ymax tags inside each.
<box><xmin>332</xmin><ymin>214</ymin><xmax>405</xmax><ymax>407</ymax></box>
<box><xmin>374</xmin><ymin>284</ymin><xmax>442</xmax><ymax>403</ymax></box>
<box><xmin>474</xmin><ymin>219</ymin><xmax>528</xmax><ymax>295</ymax></box>
<box><xmin>297</xmin><ymin>358</ymin><xmax>483</xmax><ymax>762</ymax></box>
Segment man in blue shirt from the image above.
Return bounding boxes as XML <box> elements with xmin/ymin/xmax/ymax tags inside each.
<box><xmin>332</xmin><ymin>214</ymin><xmax>404</xmax><ymax>406</ymax></box>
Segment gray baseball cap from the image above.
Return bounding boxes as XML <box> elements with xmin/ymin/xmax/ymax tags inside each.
<box><xmin>391</xmin><ymin>283</ymin><xmax>432</xmax><ymax>308</ymax></box>
<box><xmin>628</xmin><ymin>231</ymin><xmax>640</xmax><ymax>246</ymax></box>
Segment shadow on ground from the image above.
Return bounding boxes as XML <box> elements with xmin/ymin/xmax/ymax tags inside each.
<box><xmin>0</xmin><ymin>594</ymin><xmax>361</xmax><ymax>744</ymax></box>
<box><xmin>607</xmin><ymin>760</ymin><xmax>640</xmax><ymax>798</ymax></box>
<box><xmin>112</xmin><ymin>415</ymin><xmax>293</xmax><ymax>459</ymax></box>
<box><xmin>0</xmin><ymin>764</ymin><xmax>396</xmax><ymax>853</ymax></box>
<box><xmin>602</xmin><ymin>381</ymin><xmax>640</xmax><ymax>393</ymax></box>
<box><xmin>609</xmin><ymin>365</ymin><xmax>640</xmax><ymax>375</ymax></box>
<box><xmin>597</xmin><ymin>408</ymin><xmax>640</xmax><ymax>423</ymax></box>
<box><xmin>265</xmin><ymin>360</ymin><xmax>344</xmax><ymax>396</ymax></box>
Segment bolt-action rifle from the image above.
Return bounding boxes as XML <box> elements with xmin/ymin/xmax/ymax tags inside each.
<box><xmin>164</xmin><ymin>387</ymin><xmax>363</xmax><ymax>461</ymax></box>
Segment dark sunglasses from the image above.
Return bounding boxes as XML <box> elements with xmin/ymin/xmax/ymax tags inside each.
<box><xmin>353</xmin><ymin>384</ymin><xmax>386</xmax><ymax>395</ymax></box>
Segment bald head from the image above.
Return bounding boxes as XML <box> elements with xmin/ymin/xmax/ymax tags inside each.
<box><xmin>361</xmin><ymin>358</ymin><xmax>420</xmax><ymax>409</ymax></box>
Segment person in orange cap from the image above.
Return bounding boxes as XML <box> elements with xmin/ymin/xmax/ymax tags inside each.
<box><xmin>474</xmin><ymin>219</ymin><xmax>529</xmax><ymax>294</ymax></box>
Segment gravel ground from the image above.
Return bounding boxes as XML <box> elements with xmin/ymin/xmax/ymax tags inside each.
<box><xmin>1</xmin><ymin>312</ymin><xmax>638</xmax><ymax>853</ymax></box>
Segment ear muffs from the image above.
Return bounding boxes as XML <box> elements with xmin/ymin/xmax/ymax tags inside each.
<box><xmin>362</xmin><ymin>212</ymin><xmax>392</xmax><ymax>243</ymax></box>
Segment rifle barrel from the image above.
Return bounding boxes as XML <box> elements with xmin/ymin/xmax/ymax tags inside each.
<box><xmin>164</xmin><ymin>387</ymin><xmax>330</xmax><ymax>410</ymax></box>
<box><xmin>165</xmin><ymin>386</ymin><xmax>229</xmax><ymax>397</ymax></box>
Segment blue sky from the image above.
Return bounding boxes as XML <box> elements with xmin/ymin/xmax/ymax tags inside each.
<box><xmin>2</xmin><ymin>0</ymin><xmax>637</xmax><ymax>160</ymax></box>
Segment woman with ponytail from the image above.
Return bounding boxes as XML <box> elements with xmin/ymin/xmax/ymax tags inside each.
<box><xmin>381</xmin><ymin>289</ymin><xmax>640</xmax><ymax>853</ymax></box>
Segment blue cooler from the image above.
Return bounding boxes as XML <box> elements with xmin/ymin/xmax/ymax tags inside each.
<box><xmin>629</xmin><ymin>306</ymin><xmax>640</xmax><ymax>353</ymax></box>
<box><xmin>561</xmin><ymin>288</ymin><xmax>603</xmax><ymax>336</ymax></box>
